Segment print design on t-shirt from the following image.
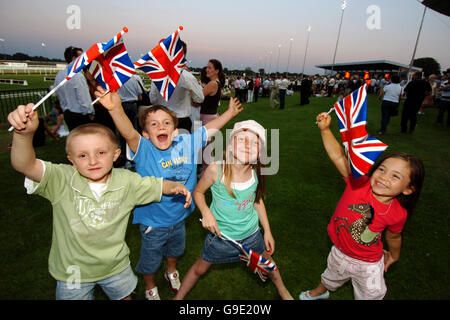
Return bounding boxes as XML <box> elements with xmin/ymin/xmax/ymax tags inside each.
<box><xmin>334</xmin><ymin>203</ymin><xmax>380</xmax><ymax>246</ymax></box>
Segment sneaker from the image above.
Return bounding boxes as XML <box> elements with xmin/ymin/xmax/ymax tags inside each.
<box><xmin>145</xmin><ymin>287</ymin><xmax>161</xmax><ymax>300</ymax></box>
<box><xmin>164</xmin><ymin>269</ymin><xmax>181</xmax><ymax>293</ymax></box>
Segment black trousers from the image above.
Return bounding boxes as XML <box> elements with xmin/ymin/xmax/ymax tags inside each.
<box><xmin>380</xmin><ymin>100</ymin><xmax>398</xmax><ymax>133</ymax></box>
<box><xmin>436</xmin><ymin>99</ymin><xmax>450</xmax><ymax>126</ymax></box>
<box><xmin>254</xmin><ymin>87</ymin><xmax>260</xmax><ymax>102</ymax></box>
<box><xmin>401</xmin><ymin>100</ymin><xmax>420</xmax><ymax>133</ymax></box>
<box><xmin>63</xmin><ymin>110</ymin><xmax>92</xmax><ymax>131</ymax></box>
<box><xmin>300</xmin><ymin>90</ymin><xmax>310</xmax><ymax>105</ymax></box>
<box><xmin>279</xmin><ymin>89</ymin><xmax>286</xmax><ymax>109</ymax></box>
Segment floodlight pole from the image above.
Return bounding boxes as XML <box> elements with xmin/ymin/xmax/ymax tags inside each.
<box><xmin>331</xmin><ymin>1</ymin><xmax>347</xmax><ymax>76</ymax></box>
<box><xmin>407</xmin><ymin>6</ymin><xmax>427</xmax><ymax>80</ymax></box>
<box><xmin>286</xmin><ymin>38</ymin><xmax>294</xmax><ymax>73</ymax></box>
<box><xmin>276</xmin><ymin>44</ymin><xmax>282</xmax><ymax>75</ymax></box>
<box><xmin>301</xmin><ymin>26</ymin><xmax>311</xmax><ymax>76</ymax></box>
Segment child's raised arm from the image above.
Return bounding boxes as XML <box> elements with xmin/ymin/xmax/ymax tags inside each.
<box><xmin>204</xmin><ymin>97</ymin><xmax>243</xmax><ymax>137</ymax></box>
<box><xmin>193</xmin><ymin>162</ymin><xmax>221</xmax><ymax>236</ymax></box>
<box><xmin>94</xmin><ymin>86</ymin><xmax>141</xmax><ymax>153</ymax></box>
<box><xmin>8</xmin><ymin>104</ymin><xmax>44</xmax><ymax>182</ymax></box>
<box><xmin>316</xmin><ymin>112</ymin><xmax>351</xmax><ymax>178</ymax></box>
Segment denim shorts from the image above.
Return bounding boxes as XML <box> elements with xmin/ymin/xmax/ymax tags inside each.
<box><xmin>135</xmin><ymin>220</ymin><xmax>186</xmax><ymax>275</ymax></box>
<box><xmin>202</xmin><ymin>229</ymin><xmax>265</xmax><ymax>264</ymax></box>
<box><xmin>55</xmin><ymin>265</ymin><xmax>137</xmax><ymax>300</ymax></box>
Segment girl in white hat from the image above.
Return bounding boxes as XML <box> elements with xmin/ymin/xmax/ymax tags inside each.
<box><xmin>174</xmin><ymin>120</ymin><xmax>293</xmax><ymax>300</ymax></box>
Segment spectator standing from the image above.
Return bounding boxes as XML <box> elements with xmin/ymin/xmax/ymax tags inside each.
<box><xmin>401</xmin><ymin>72</ymin><xmax>431</xmax><ymax>134</ymax></box>
<box><xmin>418</xmin><ymin>74</ymin><xmax>437</xmax><ymax>115</ymax></box>
<box><xmin>262</xmin><ymin>77</ymin><xmax>270</xmax><ymax>98</ymax></box>
<box><xmin>436</xmin><ymin>77</ymin><xmax>450</xmax><ymax>126</ymax></box>
<box><xmin>55</xmin><ymin>46</ymin><xmax>94</xmax><ymax>131</ymax></box>
<box><xmin>253</xmin><ymin>76</ymin><xmax>261</xmax><ymax>102</ymax></box>
<box><xmin>378</xmin><ymin>75</ymin><xmax>402</xmax><ymax>135</ymax></box>
<box><xmin>247</xmin><ymin>78</ymin><xmax>254</xmax><ymax>103</ymax></box>
<box><xmin>300</xmin><ymin>76</ymin><xmax>312</xmax><ymax>106</ymax></box>
<box><xmin>278</xmin><ymin>74</ymin><xmax>290</xmax><ymax>110</ymax></box>
<box><xmin>234</xmin><ymin>76</ymin><xmax>241</xmax><ymax>100</ymax></box>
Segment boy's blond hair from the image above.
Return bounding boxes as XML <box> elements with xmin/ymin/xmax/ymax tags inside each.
<box><xmin>138</xmin><ymin>104</ymin><xmax>178</xmax><ymax>131</ymax></box>
<box><xmin>65</xmin><ymin>123</ymin><xmax>118</xmax><ymax>154</ymax></box>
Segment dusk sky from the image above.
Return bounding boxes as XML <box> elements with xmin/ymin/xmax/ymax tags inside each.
<box><xmin>0</xmin><ymin>0</ymin><xmax>449</xmax><ymax>75</ymax></box>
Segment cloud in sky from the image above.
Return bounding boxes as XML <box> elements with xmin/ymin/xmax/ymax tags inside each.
<box><xmin>0</xmin><ymin>0</ymin><xmax>449</xmax><ymax>74</ymax></box>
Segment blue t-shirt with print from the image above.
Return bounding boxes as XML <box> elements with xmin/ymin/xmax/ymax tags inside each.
<box><xmin>128</xmin><ymin>126</ymin><xmax>207</xmax><ymax>227</ymax></box>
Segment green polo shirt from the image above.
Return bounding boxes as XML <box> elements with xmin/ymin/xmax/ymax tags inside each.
<box><xmin>25</xmin><ymin>160</ymin><xmax>162</xmax><ymax>283</ymax></box>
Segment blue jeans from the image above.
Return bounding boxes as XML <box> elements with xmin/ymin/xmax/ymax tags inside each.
<box><xmin>135</xmin><ymin>220</ymin><xmax>186</xmax><ymax>275</ymax></box>
<box><xmin>202</xmin><ymin>229</ymin><xmax>265</xmax><ymax>264</ymax></box>
<box><xmin>55</xmin><ymin>265</ymin><xmax>137</xmax><ymax>300</ymax></box>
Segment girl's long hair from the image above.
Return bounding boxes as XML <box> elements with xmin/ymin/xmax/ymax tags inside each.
<box><xmin>209</xmin><ymin>59</ymin><xmax>225</xmax><ymax>88</ymax></box>
<box><xmin>221</xmin><ymin>134</ymin><xmax>266</xmax><ymax>203</ymax></box>
<box><xmin>368</xmin><ymin>152</ymin><xmax>425</xmax><ymax>216</ymax></box>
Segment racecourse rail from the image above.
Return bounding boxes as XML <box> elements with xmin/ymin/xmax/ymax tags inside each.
<box><xmin>0</xmin><ymin>88</ymin><xmax>55</xmax><ymax>123</ymax></box>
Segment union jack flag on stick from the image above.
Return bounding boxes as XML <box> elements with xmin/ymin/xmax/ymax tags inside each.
<box><xmin>8</xmin><ymin>27</ymin><xmax>129</xmax><ymax>132</ymax></box>
<box><xmin>88</xmin><ymin>36</ymin><xmax>136</xmax><ymax>104</ymax></box>
<box><xmin>332</xmin><ymin>83</ymin><xmax>388</xmax><ymax>178</ymax></box>
<box><xmin>134</xmin><ymin>26</ymin><xmax>187</xmax><ymax>101</ymax></box>
<box><xmin>221</xmin><ymin>232</ymin><xmax>278</xmax><ymax>282</ymax></box>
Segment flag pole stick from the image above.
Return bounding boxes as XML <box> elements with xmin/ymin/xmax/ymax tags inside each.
<box><xmin>8</xmin><ymin>78</ymin><xmax>68</xmax><ymax>132</ymax></box>
<box><xmin>198</xmin><ymin>219</ymin><xmax>239</xmax><ymax>246</ymax></box>
<box><xmin>315</xmin><ymin>107</ymin><xmax>335</xmax><ymax>125</ymax></box>
<box><xmin>91</xmin><ymin>89</ymin><xmax>110</xmax><ymax>105</ymax></box>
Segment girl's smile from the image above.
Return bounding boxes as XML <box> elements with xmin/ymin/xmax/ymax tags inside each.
<box><xmin>370</xmin><ymin>157</ymin><xmax>413</xmax><ymax>203</ymax></box>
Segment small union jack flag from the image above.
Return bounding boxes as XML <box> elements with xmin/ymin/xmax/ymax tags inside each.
<box><xmin>238</xmin><ymin>244</ymin><xmax>278</xmax><ymax>282</ymax></box>
<box><xmin>334</xmin><ymin>83</ymin><xmax>388</xmax><ymax>178</ymax></box>
<box><xmin>134</xmin><ymin>26</ymin><xmax>187</xmax><ymax>101</ymax></box>
<box><xmin>88</xmin><ymin>37</ymin><xmax>136</xmax><ymax>92</ymax></box>
<box><xmin>219</xmin><ymin>231</ymin><xmax>277</xmax><ymax>282</ymax></box>
<box><xmin>66</xmin><ymin>27</ymin><xmax>129</xmax><ymax>81</ymax></box>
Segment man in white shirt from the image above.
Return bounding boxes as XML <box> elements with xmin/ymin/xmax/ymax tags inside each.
<box><xmin>149</xmin><ymin>41</ymin><xmax>204</xmax><ymax>133</ymax></box>
<box><xmin>55</xmin><ymin>46</ymin><xmax>94</xmax><ymax>131</ymax></box>
<box><xmin>278</xmin><ymin>74</ymin><xmax>290</xmax><ymax>110</ymax></box>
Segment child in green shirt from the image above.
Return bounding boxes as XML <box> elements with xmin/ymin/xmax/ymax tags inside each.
<box><xmin>8</xmin><ymin>103</ymin><xmax>191</xmax><ymax>300</ymax></box>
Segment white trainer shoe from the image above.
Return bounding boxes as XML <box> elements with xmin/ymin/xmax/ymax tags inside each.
<box><xmin>145</xmin><ymin>287</ymin><xmax>161</xmax><ymax>300</ymax></box>
<box><xmin>164</xmin><ymin>269</ymin><xmax>181</xmax><ymax>293</ymax></box>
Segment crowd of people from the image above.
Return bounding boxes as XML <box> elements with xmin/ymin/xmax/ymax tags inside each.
<box><xmin>7</xmin><ymin>40</ymin><xmax>447</xmax><ymax>302</ymax></box>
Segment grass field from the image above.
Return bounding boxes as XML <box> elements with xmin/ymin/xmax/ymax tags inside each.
<box><xmin>0</xmin><ymin>91</ymin><xmax>449</xmax><ymax>300</ymax></box>
<box><xmin>0</xmin><ymin>74</ymin><xmax>56</xmax><ymax>90</ymax></box>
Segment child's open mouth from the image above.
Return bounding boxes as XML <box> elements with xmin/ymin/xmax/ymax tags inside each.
<box><xmin>157</xmin><ymin>134</ymin><xmax>168</xmax><ymax>143</ymax></box>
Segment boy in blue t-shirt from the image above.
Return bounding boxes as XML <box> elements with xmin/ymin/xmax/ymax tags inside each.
<box><xmin>95</xmin><ymin>86</ymin><xmax>243</xmax><ymax>299</ymax></box>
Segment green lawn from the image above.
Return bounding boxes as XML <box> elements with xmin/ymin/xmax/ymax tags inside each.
<box><xmin>0</xmin><ymin>91</ymin><xmax>448</xmax><ymax>300</ymax></box>
<box><xmin>0</xmin><ymin>74</ymin><xmax>55</xmax><ymax>90</ymax></box>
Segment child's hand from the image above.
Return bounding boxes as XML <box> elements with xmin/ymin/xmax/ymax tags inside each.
<box><xmin>316</xmin><ymin>112</ymin><xmax>331</xmax><ymax>131</ymax></box>
<box><xmin>167</xmin><ymin>183</ymin><xmax>192</xmax><ymax>209</ymax></box>
<box><xmin>383</xmin><ymin>250</ymin><xmax>398</xmax><ymax>272</ymax></box>
<box><xmin>227</xmin><ymin>97</ymin><xmax>244</xmax><ymax>117</ymax></box>
<box><xmin>264</xmin><ymin>231</ymin><xmax>275</xmax><ymax>256</ymax></box>
<box><xmin>7</xmin><ymin>104</ymin><xmax>39</xmax><ymax>135</ymax></box>
<box><xmin>201</xmin><ymin>213</ymin><xmax>221</xmax><ymax>237</ymax></box>
<box><xmin>94</xmin><ymin>86</ymin><xmax>122</xmax><ymax>111</ymax></box>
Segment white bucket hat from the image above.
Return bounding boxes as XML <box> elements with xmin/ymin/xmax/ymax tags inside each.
<box><xmin>228</xmin><ymin>120</ymin><xmax>266</xmax><ymax>151</ymax></box>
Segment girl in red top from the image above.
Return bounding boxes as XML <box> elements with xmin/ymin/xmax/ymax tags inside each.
<box><xmin>300</xmin><ymin>112</ymin><xmax>425</xmax><ymax>300</ymax></box>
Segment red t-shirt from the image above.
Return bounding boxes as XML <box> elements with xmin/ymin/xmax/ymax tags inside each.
<box><xmin>327</xmin><ymin>175</ymin><xmax>407</xmax><ymax>262</ymax></box>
